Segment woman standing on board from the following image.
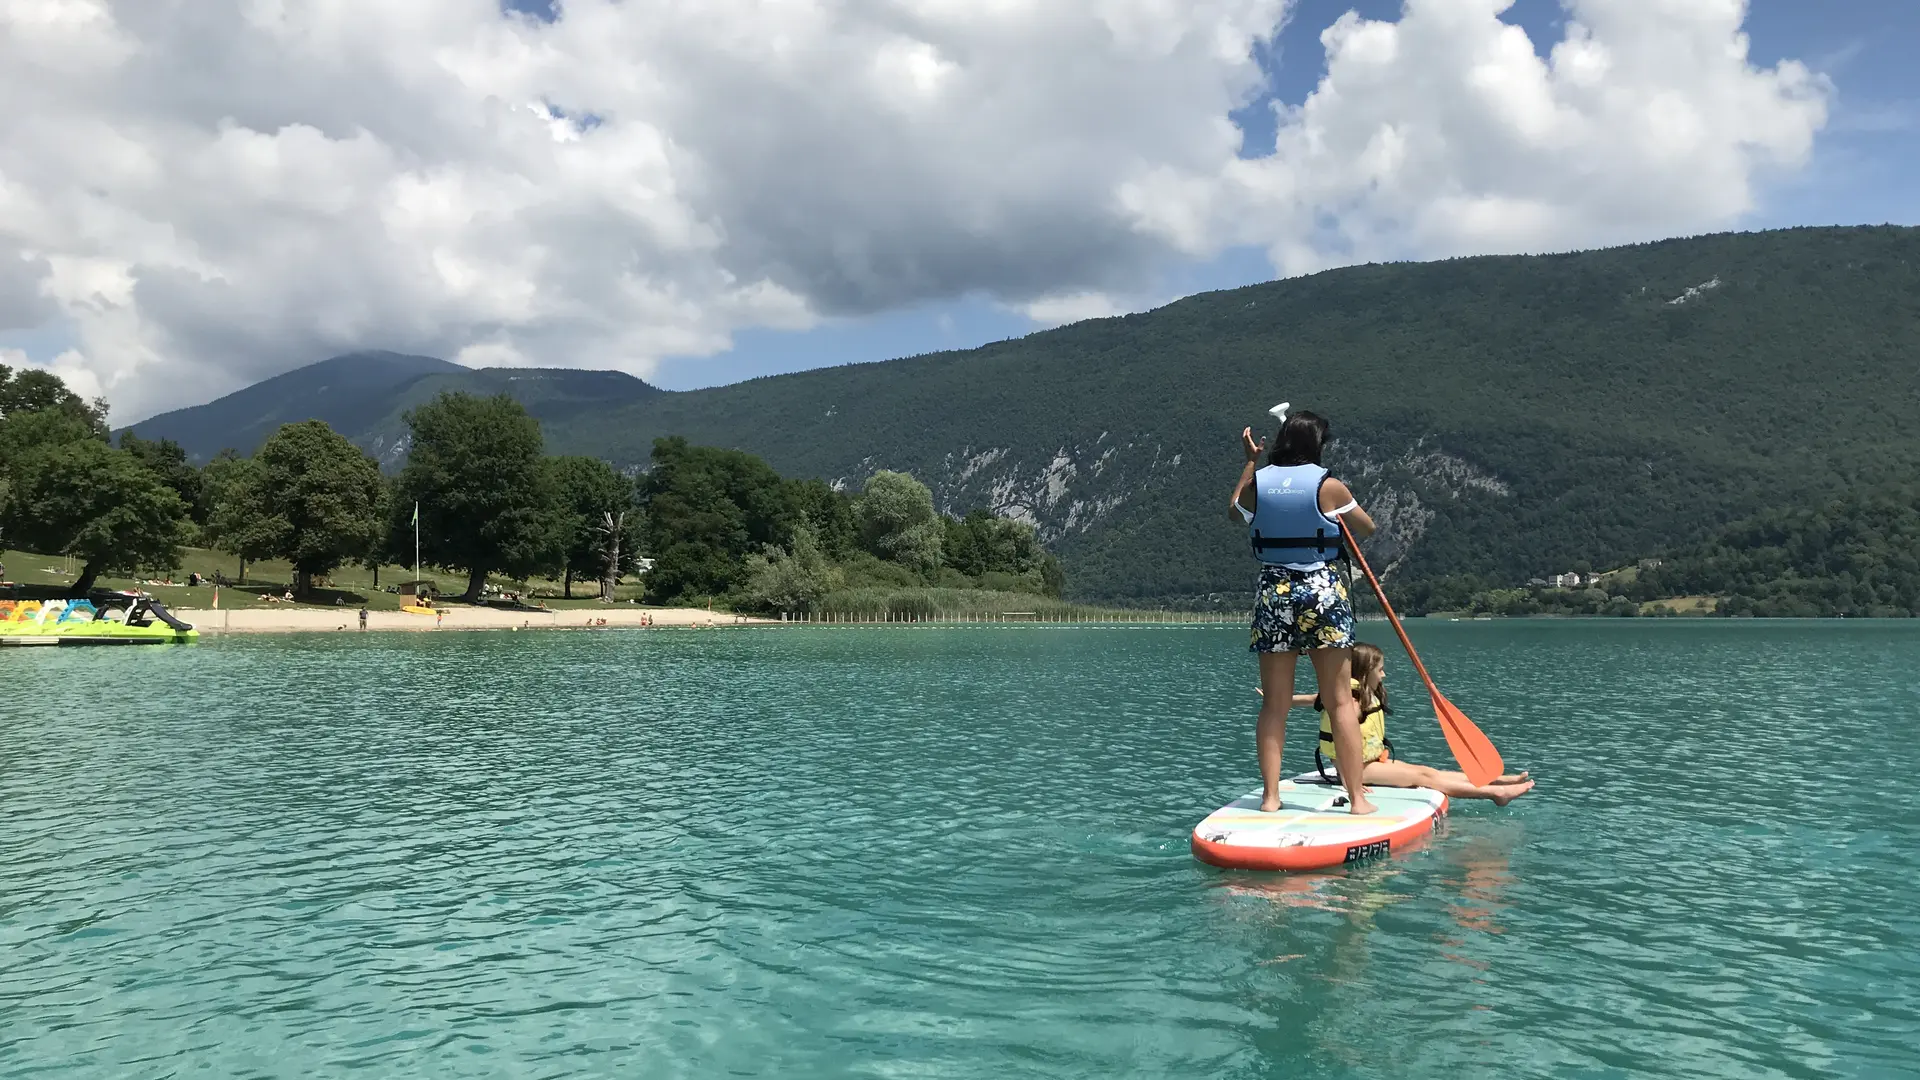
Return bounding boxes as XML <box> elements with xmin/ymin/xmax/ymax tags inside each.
<box><xmin>1230</xmin><ymin>405</ymin><xmax>1378</xmax><ymax>815</ymax></box>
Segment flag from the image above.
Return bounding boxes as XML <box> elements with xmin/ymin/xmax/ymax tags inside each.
<box><xmin>412</xmin><ymin>502</ymin><xmax>419</xmax><ymax>526</ymax></box>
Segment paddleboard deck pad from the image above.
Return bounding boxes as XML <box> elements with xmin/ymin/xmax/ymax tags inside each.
<box><xmin>1191</xmin><ymin>770</ymin><xmax>1447</xmax><ymax>872</ymax></box>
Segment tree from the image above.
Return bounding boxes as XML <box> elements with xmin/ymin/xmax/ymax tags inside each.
<box><xmin>393</xmin><ymin>392</ymin><xmax>564</xmax><ymax>601</ymax></box>
<box><xmin>856</xmin><ymin>470</ymin><xmax>942</xmax><ymax>573</ymax></box>
<box><xmin>939</xmin><ymin>507</ymin><xmax>1064</xmax><ymax>596</ymax></box>
<box><xmin>942</xmin><ymin>508</ymin><xmax>1040</xmax><ymax>574</ymax></box>
<box><xmin>252</xmin><ymin>421</ymin><xmax>387</xmax><ymax>594</ymax></box>
<box><xmin>547</xmin><ymin>455</ymin><xmax>640</xmax><ymax>599</ymax></box>
<box><xmin>120</xmin><ymin>431</ymin><xmax>211</xmax><ymax>528</ymax></box>
<box><xmin>7</xmin><ymin>439</ymin><xmax>188</xmax><ymax>595</ymax></box>
<box><xmin>0</xmin><ymin>366</ymin><xmax>185</xmax><ymax>593</ymax></box>
<box><xmin>203</xmin><ymin>453</ymin><xmax>281</xmax><ymax>582</ymax></box>
<box><xmin>785</xmin><ymin>477</ymin><xmax>859</xmax><ymax>559</ymax></box>
<box><xmin>1</xmin><ymin>407</ymin><xmax>103</xmax><ymax>554</ymax></box>
<box><xmin>637</xmin><ymin>436</ymin><xmax>794</xmax><ymax>604</ymax></box>
<box><xmin>742</xmin><ymin>523</ymin><xmax>844</xmax><ymax>615</ymax></box>
<box><xmin>0</xmin><ymin>362</ymin><xmax>106</xmax><ymax>432</ymax></box>
<box><xmin>356</xmin><ymin>473</ymin><xmax>406</xmax><ymax>590</ymax></box>
<box><xmin>594</xmin><ymin>509</ymin><xmax>633</xmax><ymax>601</ymax></box>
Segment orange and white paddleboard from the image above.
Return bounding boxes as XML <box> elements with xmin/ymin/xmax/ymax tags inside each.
<box><xmin>1191</xmin><ymin>770</ymin><xmax>1447</xmax><ymax>872</ymax></box>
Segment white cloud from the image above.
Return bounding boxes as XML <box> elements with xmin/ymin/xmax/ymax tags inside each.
<box><xmin>1124</xmin><ymin>0</ymin><xmax>1832</xmax><ymax>273</ymax></box>
<box><xmin>2</xmin><ymin>345</ymin><xmax>104</xmax><ymax>404</ymax></box>
<box><xmin>0</xmin><ymin>0</ymin><xmax>1828</xmax><ymax>423</ymax></box>
<box><xmin>1020</xmin><ymin>291</ymin><xmax>1129</xmax><ymax>327</ymax></box>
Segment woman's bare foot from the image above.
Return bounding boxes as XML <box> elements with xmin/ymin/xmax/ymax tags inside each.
<box><xmin>1490</xmin><ymin>779</ymin><xmax>1536</xmax><ymax>807</ymax></box>
<box><xmin>1260</xmin><ymin>793</ymin><xmax>1282</xmax><ymax>813</ymax></box>
<box><xmin>1493</xmin><ymin>771</ymin><xmax>1530</xmax><ymax>785</ymax></box>
<box><xmin>1349</xmin><ymin>795</ymin><xmax>1379</xmax><ymax>815</ymax></box>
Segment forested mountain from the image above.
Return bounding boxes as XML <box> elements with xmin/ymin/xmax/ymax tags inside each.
<box><xmin>120</xmin><ymin>226</ymin><xmax>1920</xmax><ymax>607</ymax></box>
<box><xmin>119</xmin><ymin>351</ymin><xmax>460</xmax><ymax>463</ymax></box>
<box><xmin>120</xmin><ymin>355</ymin><xmax>659</xmax><ymax>468</ymax></box>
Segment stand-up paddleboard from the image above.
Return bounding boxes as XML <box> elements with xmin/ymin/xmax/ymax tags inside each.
<box><xmin>1191</xmin><ymin>770</ymin><xmax>1447</xmax><ymax>872</ymax></box>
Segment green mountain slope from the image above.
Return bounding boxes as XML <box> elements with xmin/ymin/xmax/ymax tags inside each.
<box><xmin>354</xmin><ymin>367</ymin><xmax>661</xmax><ymax>469</ymax></box>
<box><xmin>133</xmin><ymin>225</ymin><xmax>1920</xmax><ymax>607</ymax></box>
<box><xmin>120</xmin><ymin>351</ymin><xmax>461</xmax><ymax>462</ymax></box>
<box><xmin>122</xmin><ymin>355</ymin><xmax>659</xmax><ymax>467</ymax></box>
<box><xmin>545</xmin><ymin>225</ymin><xmax>1920</xmax><ymax>606</ymax></box>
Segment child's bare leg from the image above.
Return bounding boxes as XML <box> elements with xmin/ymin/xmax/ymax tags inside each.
<box><xmin>1308</xmin><ymin>646</ymin><xmax>1377</xmax><ymax>815</ymax></box>
<box><xmin>1255</xmin><ymin>651</ymin><xmax>1298</xmax><ymax>812</ymax></box>
<box><xmin>1364</xmin><ymin>761</ymin><xmax>1536</xmax><ymax>806</ymax></box>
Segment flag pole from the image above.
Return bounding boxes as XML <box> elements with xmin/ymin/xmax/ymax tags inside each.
<box><xmin>413</xmin><ymin>501</ymin><xmax>420</xmax><ymax>590</ymax></box>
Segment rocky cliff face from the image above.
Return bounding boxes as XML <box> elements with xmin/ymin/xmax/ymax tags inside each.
<box><xmin>823</xmin><ymin>433</ymin><xmax>1511</xmax><ymax>606</ymax></box>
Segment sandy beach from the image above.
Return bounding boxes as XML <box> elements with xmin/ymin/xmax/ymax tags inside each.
<box><xmin>172</xmin><ymin>605</ymin><xmax>776</xmax><ymax>634</ymax></box>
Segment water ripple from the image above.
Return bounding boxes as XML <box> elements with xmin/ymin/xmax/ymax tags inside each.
<box><xmin>2</xmin><ymin>622</ymin><xmax>1916</xmax><ymax>1078</ymax></box>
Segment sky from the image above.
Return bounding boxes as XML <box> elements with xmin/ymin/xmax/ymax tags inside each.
<box><xmin>0</xmin><ymin>0</ymin><xmax>1913</xmax><ymax>423</ymax></box>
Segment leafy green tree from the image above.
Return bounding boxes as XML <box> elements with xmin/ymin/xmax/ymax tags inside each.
<box><xmin>0</xmin><ymin>390</ymin><xmax>102</xmax><ymax>459</ymax></box>
<box><xmin>7</xmin><ymin>438</ymin><xmax>188</xmax><ymax>595</ymax></box>
<box><xmin>120</xmin><ymin>431</ymin><xmax>211</xmax><ymax>528</ymax></box>
<box><xmin>252</xmin><ymin>421</ymin><xmax>387</xmax><ymax>594</ymax></box>
<box><xmin>393</xmin><ymin>392</ymin><xmax>565</xmax><ymax>601</ymax></box>
<box><xmin>0</xmin><ymin>362</ymin><xmax>106</xmax><ymax>432</ymax></box>
<box><xmin>941</xmin><ymin>507</ymin><xmax>1065</xmax><ymax>597</ymax></box>
<box><xmin>742</xmin><ymin>523</ymin><xmax>844</xmax><ymax>615</ymax></box>
<box><xmin>356</xmin><ymin>473</ymin><xmax>406</xmax><ymax>590</ymax></box>
<box><xmin>637</xmin><ymin>436</ymin><xmax>794</xmax><ymax>604</ymax></box>
<box><xmin>0</xmin><ymin>366</ymin><xmax>187</xmax><ymax>593</ymax></box>
<box><xmin>1638</xmin><ymin>488</ymin><xmax>1920</xmax><ymax>617</ymax></box>
<box><xmin>547</xmin><ymin>455</ymin><xmax>641</xmax><ymax>598</ymax></box>
<box><xmin>1</xmin><ymin>407</ymin><xmax>102</xmax><ymax>553</ymax></box>
<box><xmin>784</xmin><ymin>477</ymin><xmax>860</xmax><ymax>559</ymax></box>
<box><xmin>203</xmin><ymin>453</ymin><xmax>280</xmax><ymax>582</ymax></box>
<box><xmin>857</xmin><ymin>470</ymin><xmax>942</xmax><ymax>573</ymax></box>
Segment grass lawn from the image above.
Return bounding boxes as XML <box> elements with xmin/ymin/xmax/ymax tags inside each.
<box><xmin>1643</xmin><ymin>595</ymin><xmax>1719</xmax><ymax>616</ymax></box>
<box><xmin>1</xmin><ymin>547</ymin><xmax>657</xmax><ymax>611</ymax></box>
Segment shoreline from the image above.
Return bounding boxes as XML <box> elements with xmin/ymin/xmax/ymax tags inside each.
<box><xmin>173</xmin><ymin>606</ymin><xmax>774</xmax><ymax>634</ymax></box>
<box><xmin>167</xmin><ymin>607</ymin><xmax>1250</xmax><ymax>634</ymax></box>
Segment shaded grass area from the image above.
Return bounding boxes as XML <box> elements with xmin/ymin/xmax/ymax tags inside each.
<box><xmin>0</xmin><ymin>547</ymin><xmax>654</xmax><ymax>611</ymax></box>
<box><xmin>0</xmin><ymin>549</ymin><xmax>1220</xmax><ymax>619</ymax></box>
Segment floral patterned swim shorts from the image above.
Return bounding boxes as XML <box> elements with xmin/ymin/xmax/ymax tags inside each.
<box><xmin>1250</xmin><ymin>564</ymin><xmax>1356</xmax><ymax>654</ymax></box>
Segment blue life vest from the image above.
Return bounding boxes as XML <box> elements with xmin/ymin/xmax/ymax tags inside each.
<box><xmin>1247</xmin><ymin>463</ymin><xmax>1344</xmax><ymax>567</ymax></box>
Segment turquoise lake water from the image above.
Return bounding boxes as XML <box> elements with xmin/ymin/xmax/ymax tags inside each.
<box><xmin>3</xmin><ymin>621</ymin><xmax>1916</xmax><ymax>1078</ymax></box>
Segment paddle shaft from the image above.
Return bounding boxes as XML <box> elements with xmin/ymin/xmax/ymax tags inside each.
<box><xmin>1334</xmin><ymin>516</ymin><xmax>1504</xmax><ymax>785</ymax></box>
<box><xmin>1337</xmin><ymin>519</ymin><xmax>1443</xmax><ymax>699</ymax></box>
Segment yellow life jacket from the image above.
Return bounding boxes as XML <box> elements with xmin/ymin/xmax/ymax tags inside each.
<box><xmin>1316</xmin><ymin>677</ymin><xmax>1390</xmax><ymax>767</ymax></box>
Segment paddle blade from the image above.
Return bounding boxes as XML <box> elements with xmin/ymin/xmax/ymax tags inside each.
<box><xmin>1431</xmin><ymin>689</ymin><xmax>1503</xmax><ymax>788</ymax></box>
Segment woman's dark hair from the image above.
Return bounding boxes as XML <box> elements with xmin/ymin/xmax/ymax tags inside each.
<box><xmin>1268</xmin><ymin>409</ymin><xmax>1329</xmax><ymax>466</ymax></box>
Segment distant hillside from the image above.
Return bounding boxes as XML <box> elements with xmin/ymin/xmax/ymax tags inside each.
<box><xmin>122</xmin><ymin>354</ymin><xmax>659</xmax><ymax>467</ymax></box>
<box><xmin>352</xmin><ymin>367</ymin><xmax>662</xmax><ymax>469</ymax></box>
<box><xmin>136</xmin><ymin>226</ymin><xmax>1920</xmax><ymax>607</ymax></box>
<box><xmin>120</xmin><ymin>351</ymin><xmax>460</xmax><ymax>461</ymax></box>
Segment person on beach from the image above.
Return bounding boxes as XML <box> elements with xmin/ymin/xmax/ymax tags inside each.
<box><xmin>1230</xmin><ymin>404</ymin><xmax>1378</xmax><ymax>815</ymax></box>
<box><xmin>1258</xmin><ymin>641</ymin><xmax>1535</xmax><ymax>805</ymax></box>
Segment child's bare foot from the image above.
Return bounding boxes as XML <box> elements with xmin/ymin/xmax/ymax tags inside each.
<box><xmin>1260</xmin><ymin>794</ymin><xmax>1282</xmax><ymax>813</ymax></box>
<box><xmin>1348</xmin><ymin>795</ymin><xmax>1379</xmax><ymax>815</ymax></box>
<box><xmin>1490</xmin><ymin>779</ymin><xmax>1535</xmax><ymax>807</ymax></box>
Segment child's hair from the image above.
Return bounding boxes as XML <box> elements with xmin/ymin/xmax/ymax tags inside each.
<box><xmin>1351</xmin><ymin>641</ymin><xmax>1388</xmax><ymax>716</ymax></box>
<box><xmin>1268</xmin><ymin>410</ymin><xmax>1329</xmax><ymax>466</ymax></box>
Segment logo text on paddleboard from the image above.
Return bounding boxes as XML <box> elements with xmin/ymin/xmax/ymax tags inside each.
<box><xmin>1343</xmin><ymin>840</ymin><xmax>1391</xmax><ymax>863</ymax></box>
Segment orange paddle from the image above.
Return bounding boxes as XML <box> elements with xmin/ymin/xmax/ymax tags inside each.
<box><xmin>1338</xmin><ymin>519</ymin><xmax>1505</xmax><ymax>787</ymax></box>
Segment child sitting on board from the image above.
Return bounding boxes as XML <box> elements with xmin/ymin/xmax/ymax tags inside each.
<box><xmin>1258</xmin><ymin>641</ymin><xmax>1536</xmax><ymax>805</ymax></box>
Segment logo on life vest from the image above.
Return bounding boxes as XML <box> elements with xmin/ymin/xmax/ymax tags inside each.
<box><xmin>1343</xmin><ymin>839</ymin><xmax>1391</xmax><ymax>863</ymax></box>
